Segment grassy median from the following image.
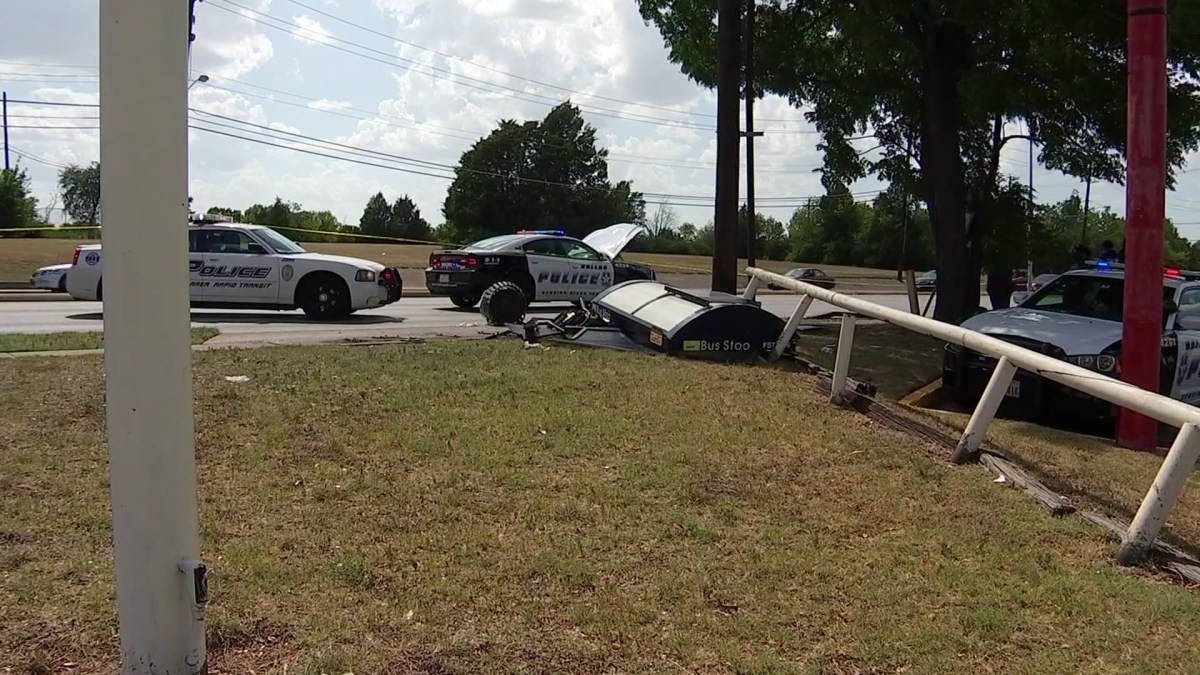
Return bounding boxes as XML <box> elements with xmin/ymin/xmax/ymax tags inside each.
<box><xmin>2</xmin><ymin>341</ymin><xmax>1199</xmax><ymax>673</ymax></box>
<box><xmin>0</xmin><ymin>327</ymin><xmax>219</xmax><ymax>353</ymax></box>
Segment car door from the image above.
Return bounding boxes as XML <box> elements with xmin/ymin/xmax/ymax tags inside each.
<box><xmin>187</xmin><ymin>230</ymin><xmax>207</xmax><ymax>303</ymax></box>
<box><xmin>523</xmin><ymin>238</ymin><xmax>574</xmax><ymax>301</ymax></box>
<box><xmin>194</xmin><ymin>229</ymin><xmax>280</xmax><ymax>305</ymax></box>
<box><xmin>560</xmin><ymin>239</ymin><xmax>614</xmax><ymax>300</ymax></box>
<box><xmin>1171</xmin><ymin>286</ymin><xmax>1200</xmax><ymax>402</ymax></box>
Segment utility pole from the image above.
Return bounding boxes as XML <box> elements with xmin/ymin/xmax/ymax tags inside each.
<box><xmin>713</xmin><ymin>0</ymin><xmax>742</xmax><ymax>294</ymax></box>
<box><xmin>743</xmin><ymin>0</ymin><xmax>763</xmax><ymax>269</ymax></box>
<box><xmin>896</xmin><ymin>192</ymin><xmax>910</xmax><ymax>281</ymax></box>
<box><xmin>1119</xmin><ymin>0</ymin><xmax>1168</xmax><ymax>451</ymax></box>
<box><xmin>1082</xmin><ymin>173</ymin><xmax>1092</xmax><ymax>244</ymax></box>
<box><xmin>3</xmin><ymin>91</ymin><xmax>9</xmax><ymax>171</ymax></box>
<box><xmin>101</xmin><ymin>0</ymin><xmax>206</xmax><ymax>672</ymax></box>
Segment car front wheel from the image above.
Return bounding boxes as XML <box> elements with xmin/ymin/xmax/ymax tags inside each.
<box><xmin>299</xmin><ymin>273</ymin><xmax>351</xmax><ymax>320</ymax></box>
<box><xmin>479</xmin><ymin>280</ymin><xmax>528</xmax><ymax>326</ymax></box>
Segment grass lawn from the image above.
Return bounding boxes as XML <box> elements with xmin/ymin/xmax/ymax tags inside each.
<box><xmin>790</xmin><ymin>322</ymin><xmax>946</xmax><ymax>399</ymax></box>
<box><xmin>0</xmin><ymin>238</ymin><xmax>900</xmax><ymax>283</ymax></box>
<box><xmin>0</xmin><ymin>327</ymin><xmax>219</xmax><ymax>353</ymax></box>
<box><xmin>3</xmin><ymin>341</ymin><xmax>1200</xmax><ymax>673</ymax></box>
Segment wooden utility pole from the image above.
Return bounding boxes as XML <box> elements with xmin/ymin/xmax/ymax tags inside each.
<box><xmin>713</xmin><ymin>0</ymin><xmax>742</xmax><ymax>294</ymax></box>
<box><xmin>743</xmin><ymin>0</ymin><xmax>763</xmax><ymax>269</ymax></box>
<box><xmin>1082</xmin><ymin>173</ymin><xmax>1092</xmax><ymax>244</ymax></box>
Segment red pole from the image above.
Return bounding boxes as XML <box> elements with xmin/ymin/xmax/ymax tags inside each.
<box><xmin>1118</xmin><ymin>0</ymin><xmax>1168</xmax><ymax>450</ymax></box>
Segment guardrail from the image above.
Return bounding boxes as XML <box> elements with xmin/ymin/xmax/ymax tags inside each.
<box><xmin>744</xmin><ymin>266</ymin><xmax>1200</xmax><ymax>565</ymax></box>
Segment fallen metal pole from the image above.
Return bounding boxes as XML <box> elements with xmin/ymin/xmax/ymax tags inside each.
<box><xmin>746</xmin><ymin>266</ymin><xmax>1199</xmax><ymax>560</ymax></box>
<box><xmin>830</xmin><ymin>314</ymin><xmax>857</xmax><ymax>403</ymax></box>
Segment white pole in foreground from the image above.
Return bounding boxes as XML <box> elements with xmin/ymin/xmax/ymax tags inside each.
<box><xmin>101</xmin><ymin>1</ymin><xmax>206</xmax><ymax>672</ymax></box>
<box><xmin>1118</xmin><ymin>423</ymin><xmax>1200</xmax><ymax>564</ymax></box>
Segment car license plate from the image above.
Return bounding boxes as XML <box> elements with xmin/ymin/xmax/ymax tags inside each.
<box><xmin>1006</xmin><ymin>380</ymin><xmax>1020</xmax><ymax>398</ymax></box>
<box><xmin>437</xmin><ymin>274</ymin><xmax>450</xmax><ymax>283</ymax></box>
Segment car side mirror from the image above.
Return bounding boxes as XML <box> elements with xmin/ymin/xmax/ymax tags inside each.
<box><xmin>247</xmin><ymin>243</ymin><xmax>267</xmax><ymax>255</ymax></box>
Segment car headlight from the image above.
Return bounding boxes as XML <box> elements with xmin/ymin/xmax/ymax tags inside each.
<box><xmin>355</xmin><ymin>269</ymin><xmax>376</xmax><ymax>282</ymax></box>
<box><xmin>1065</xmin><ymin>354</ymin><xmax>1119</xmax><ymax>374</ymax></box>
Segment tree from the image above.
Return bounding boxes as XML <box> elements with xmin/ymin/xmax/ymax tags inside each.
<box><xmin>207</xmin><ymin>206</ymin><xmax>244</xmax><ymax>222</ymax></box>
<box><xmin>58</xmin><ymin>162</ymin><xmax>101</xmax><ymax>224</ymax></box>
<box><xmin>636</xmin><ymin>0</ymin><xmax>1200</xmax><ymax>321</ymax></box>
<box><xmin>245</xmin><ymin>197</ymin><xmax>301</xmax><ymax>229</ymax></box>
<box><xmin>389</xmin><ymin>195</ymin><xmax>431</xmax><ymax>240</ymax></box>
<box><xmin>443</xmin><ymin>101</ymin><xmax>645</xmax><ymax>241</ymax></box>
<box><xmin>0</xmin><ymin>165</ymin><xmax>40</xmax><ymax>232</ymax></box>
<box><xmin>359</xmin><ymin>192</ymin><xmax>391</xmax><ymax>236</ymax></box>
<box><xmin>648</xmin><ymin>203</ymin><xmax>680</xmax><ymax>236</ymax></box>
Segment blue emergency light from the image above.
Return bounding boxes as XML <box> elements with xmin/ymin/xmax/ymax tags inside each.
<box><xmin>517</xmin><ymin>229</ymin><xmax>565</xmax><ymax>236</ymax></box>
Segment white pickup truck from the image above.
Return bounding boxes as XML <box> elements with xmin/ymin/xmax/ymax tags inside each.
<box><xmin>66</xmin><ymin>220</ymin><xmax>402</xmax><ymax>320</ymax></box>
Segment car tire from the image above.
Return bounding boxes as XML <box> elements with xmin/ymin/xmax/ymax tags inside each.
<box><xmin>57</xmin><ymin>275</ymin><xmax>67</xmax><ymax>292</ymax></box>
<box><xmin>479</xmin><ymin>280</ymin><xmax>528</xmax><ymax>326</ymax></box>
<box><xmin>298</xmin><ymin>273</ymin><xmax>351</xmax><ymax>321</ymax></box>
<box><xmin>450</xmin><ymin>293</ymin><xmax>479</xmax><ymax>309</ymax></box>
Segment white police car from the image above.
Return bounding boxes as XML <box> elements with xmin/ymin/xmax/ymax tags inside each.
<box><xmin>66</xmin><ymin>216</ymin><xmax>402</xmax><ymax>320</ymax></box>
<box><xmin>30</xmin><ymin>263</ymin><xmax>71</xmax><ymax>292</ymax></box>
<box><xmin>942</xmin><ymin>261</ymin><xmax>1200</xmax><ymax>421</ymax></box>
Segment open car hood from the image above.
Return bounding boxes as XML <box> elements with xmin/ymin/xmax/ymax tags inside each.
<box><xmin>582</xmin><ymin>222</ymin><xmax>647</xmax><ymax>259</ymax></box>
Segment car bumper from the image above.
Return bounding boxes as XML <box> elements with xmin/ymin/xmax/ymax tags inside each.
<box><xmin>941</xmin><ymin>347</ymin><xmax>1115</xmax><ymax>421</ymax></box>
<box><xmin>425</xmin><ymin>269</ymin><xmax>475</xmax><ymax>296</ymax></box>
<box><xmin>31</xmin><ymin>276</ymin><xmax>63</xmax><ymax>290</ymax></box>
<box><xmin>359</xmin><ymin>267</ymin><xmax>403</xmax><ymax>308</ymax></box>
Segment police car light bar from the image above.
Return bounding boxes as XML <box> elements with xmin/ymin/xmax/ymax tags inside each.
<box><xmin>516</xmin><ymin>229</ymin><xmax>565</xmax><ymax>236</ymax></box>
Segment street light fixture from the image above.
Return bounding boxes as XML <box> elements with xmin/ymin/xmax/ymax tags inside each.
<box><xmin>188</xmin><ymin>74</ymin><xmax>209</xmax><ymax>90</ymax></box>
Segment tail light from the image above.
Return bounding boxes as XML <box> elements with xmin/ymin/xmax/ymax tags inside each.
<box><xmin>430</xmin><ymin>254</ymin><xmax>479</xmax><ymax>270</ymax></box>
<box><xmin>72</xmin><ymin>247</ymin><xmax>81</xmax><ymax>265</ymax></box>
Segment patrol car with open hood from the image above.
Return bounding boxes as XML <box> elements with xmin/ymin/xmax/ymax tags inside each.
<box><xmin>424</xmin><ymin>223</ymin><xmax>657</xmax><ymax>325</ymax></box>
<box><xmin>65</xmin><ymin>215</ymin><xmax>402</xmax><ymax>320</ymax></box>
<box><xmin>942</xmin><ymin>260</ymin><xmax>1200</xmax><ymax>423</ymax></box>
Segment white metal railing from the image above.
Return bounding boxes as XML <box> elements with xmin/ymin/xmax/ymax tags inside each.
<box><xmin>744</xmin><ymin>267</ymin><xmax>1200</xmax><ymax>565</ymax></box>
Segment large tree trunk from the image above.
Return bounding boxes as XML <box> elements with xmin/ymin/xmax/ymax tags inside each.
<box><xmin>918</xmin><ymin>20</ymin><xmax>973</xmax><ymax>324</ymax></box>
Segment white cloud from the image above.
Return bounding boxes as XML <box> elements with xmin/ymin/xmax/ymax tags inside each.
<box><xmin>208</xmin><ymin>34</ymin><xmax>275</xmax><ymax>79</ymax></box>
<box><xmin>291</xmin><ymin>15</ymin><xmax>333</xmax><ymax>46</ymax></box>
<box><xmin>307</xmin><ymin>99</ymin><xmax>353</xmax><ymax>111</ymax></box>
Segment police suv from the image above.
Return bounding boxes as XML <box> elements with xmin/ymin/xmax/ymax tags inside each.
<box><xmin>942</xmin><ymin>261</ymin><xmax>1200</xmax><ymax>422</ymax></box>
<box><xmin>424</xmin><ymin>223</ymin><xmax>657</xmax><ymax>325</ymax></box>
<box><xmin>66</xmin><ymin>216</ymin><xmax>402</xmax><ymax>320</ymax></box>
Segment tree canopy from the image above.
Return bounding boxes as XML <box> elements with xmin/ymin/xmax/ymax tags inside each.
<box><xmin>57</xmin><ymin>162</ymin><xmax>101</xmax><ymax>224</ymax></box>
<box><xmin>442</xmin><ymin>101</ymin><xmax>645</xmax><ymax>242</ymax></box>
<box><xmin>637</xmin><ymin>0</ymin><xmax>1200</xmax><ymax>321</ymax></box>
<box><xmin>0</xmin><ymin>165</ymin><xmax>40</xmax><ymax>232</ymax></box>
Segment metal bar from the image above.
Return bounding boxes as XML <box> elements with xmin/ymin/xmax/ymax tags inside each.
<box><xmin>771</xmin><ymin>295</ymin><xmax>813</xmax><ymax>361</ymax></box>
<box><xmin>744</xmin><ymin>268</ymin><xmax>1200</xmax><ymax>431</ymax></box>
<box><xmin>830</xmin><ymin>313</ymin><xmax>857</xmax><ymax>403</ymax></box>
<box><xmin>101</xmin><ymin>0</ymin><xmax>205</xmax><ymax>672</ymax></box>
<box><xmin>1118</xmin><ymin>0</ymin><xmax>1168</xmax><ymax>450</ymax></box>
<box><xmin>951</xmin><ymin>356</ymin><xmax>1018</xmax><ymax>464</ymax></box>
<box><xmin>905</xmin><ymin>270</ymin><xmax>919</xmax><ymax>314</ymax></box>
<box><xmin>1119</xmin><ymin>422</ymin><xmax>1200</xmax><ymax>564</ymax></box>
<box><xmin>2</xmin><ymin>91</ymin><xmax>9</xmax><ymax>171</ymax></box>
<box><xmin>742</xmin><ymin>275</ymin><xmax>762</xmax><ymax>300</ymax></box>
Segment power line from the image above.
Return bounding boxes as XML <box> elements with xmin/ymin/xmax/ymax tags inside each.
<box><xmin>4</xmin><ymin>124</ymin><xmax>99</xmax><ymax>130</ymax></box>
<box><xmin>0</xmin><ymin>59</ymin><xmax>95</xmax><ymax>70</ymax></box>
<box><xmin>207</xmin><ymin>0</ymin><xmax>822</xmax><ymax>134</ymax></box>
<box><xmin>0</xmin><ymin>71</ymin><xmax>98</xmax><ymax>79</ymax></box>
<box><xmin>3</xmin><ymin>98</ymin><xmax>98</xmax><ymax>108</ymax></box>
<box><xmin>283</xmin><ymin>0</ymin><xmax>726</xmax><ymax>122</ymax></box>
<box><xmin>4</xmin><ymin>113</ymin><xmax>100</xmax><ymax>120</ymax></box>
<box><xmin>6</xmin><ymin>145</ymin><xmax>72</xmax><ymax>170</ymax></box>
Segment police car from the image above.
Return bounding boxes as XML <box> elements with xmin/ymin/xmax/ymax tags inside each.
<box><xmin>942</xmin><ymin>260</ymin><xmax>1200</xmax><ymax>422</ymax></box>
<box><xmin>30</xmin><ymin>263</ymin><xmax>71</xmax><ymax>292</ymax></box>
<box><xmin>424</xmin><ymin>223</ymin><xmax>656</xmax><ymax>325</ymax></box>
<box><xmin>65</xmin><ymin>215</ymin><xmax>402</xmax><ymax>320</ymax></box>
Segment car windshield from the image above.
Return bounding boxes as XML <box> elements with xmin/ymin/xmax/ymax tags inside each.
<box><xmin>464</xmin><ymin>235</ymin><xmax>522</xmax><ymax>252</ymax></box>
<box><xmin>255</xmin><ymin>228</ymin><xmax>307</xmax><ymax>254</ymax></box>
<box><xmin>1020</xmin><ymin>274</ymin><xmax>1174</xmax><ymax>322</ymax></box>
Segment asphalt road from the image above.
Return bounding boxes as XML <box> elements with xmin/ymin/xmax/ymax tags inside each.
<box><xmin>0</xmin><ymin>290</ymin><xmax>950</xmax><ymax>347</ymax></box>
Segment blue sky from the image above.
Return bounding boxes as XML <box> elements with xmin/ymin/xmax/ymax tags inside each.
<box><xmin>3</xmin><ymin>0</ymin><xmax>1200</xmax><ymax>240</ymax></box>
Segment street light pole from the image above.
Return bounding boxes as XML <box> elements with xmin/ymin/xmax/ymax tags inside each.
<box><xmin>100</xmin><ymin>0</ymin><xmax>206</xmax><ymax>672</ymax></box>
<box><xmin>1118</xmin><ymin>0</ymin><xmax>1168</xmax><ymax>451</ymax></box>
<box><xmin>713</xmin><ymin>0</ymin><xmax>742</xmax><ymax>294</ymax></box>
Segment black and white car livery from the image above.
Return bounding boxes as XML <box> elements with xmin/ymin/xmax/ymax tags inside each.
<box><xmin>424</xmin><ymin>223</ymin><xmax>656</xmax><ymax>324</ymax></box>
<box><xmin>65</xmin><ymin>218</ymin><xmax>402</xmax><ymax>320</ymax></box>
<box><xmin>942</xmin><ymin>261</ymin><xmax>1200</xmax><ymax>422</ymax></box>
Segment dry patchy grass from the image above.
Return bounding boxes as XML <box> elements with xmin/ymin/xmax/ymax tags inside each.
<box><xmin>2</xmin><ymin>342</ymin><xmax>1199</xmax><ymax>674</ymax></box>
<box><xmin>0</xmin><ymin>328</ymin><xmax>219</xmax><ymax>353</ymax></box>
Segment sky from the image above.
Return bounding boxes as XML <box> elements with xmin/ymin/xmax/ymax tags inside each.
<box><xmin>3</xmin><ymin>0</ymin><xmax>1200</xmax><ymax>240</ymax></box>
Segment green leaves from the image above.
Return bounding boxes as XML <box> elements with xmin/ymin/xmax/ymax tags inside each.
<box><xmin>57</xmin><ymin>162</ymin><xmax>100</xmax><ymax>225</ymax></box>
<box><xmin>442</xmin><ymin>102</ymin><xmax>645</xmax><ymax>242</ymax></box>
<box><xmin>0</xmin><ymin>165</ymin><xmax>39</xmax><ymax>230</ymax></box>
